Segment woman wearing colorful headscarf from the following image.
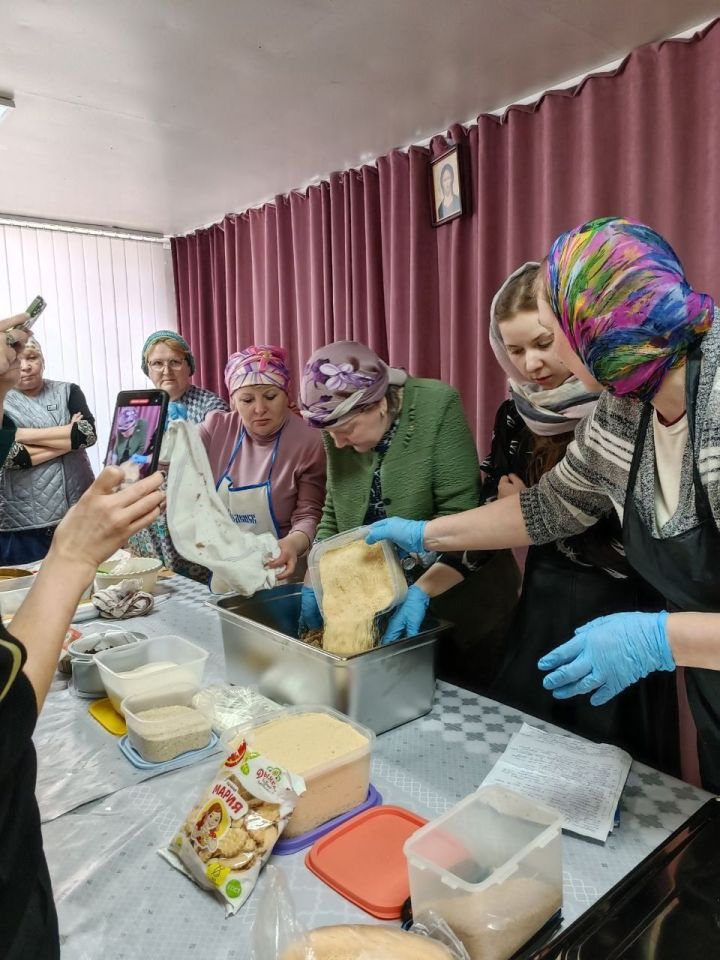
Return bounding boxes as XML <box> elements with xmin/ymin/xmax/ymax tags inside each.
<box><xmin>129</xmin><ymin>330</ymin><xmax>228</xmax><ymax>576</ymax></box>
<box><xmin>298</xmin><ymin>341</ymin><xmax>520</xmax><ymax>688</ymax></box>
<box><xmin>198</xmin><ymin>345</ymin><xmax>326</xmax><ymax>580</ymax></box>
<box><xmin>471</xmin><ymin>262</ymin><xmax>667</xmax><ymax>763</ymax></box>
<box><xmin>367</xmin><ymin>217</ymin><xmax>720</xmax><ymax>790</ymax></box>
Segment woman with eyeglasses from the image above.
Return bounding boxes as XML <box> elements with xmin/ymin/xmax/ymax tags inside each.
<box><xmin>129</xmin><ymin>331</ymin><xmax>228</xmax><ymax>578</ymax></box>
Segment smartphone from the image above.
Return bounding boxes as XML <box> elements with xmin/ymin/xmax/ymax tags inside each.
<box><xmin>23</xmin><ymin>296</ymin><xmax>46</xmax><ymax>330</ymax></box>
<box><xmin>104</xmin><ymin>390</ymin><xmax>169</xmax><ymax>481</ymax></box>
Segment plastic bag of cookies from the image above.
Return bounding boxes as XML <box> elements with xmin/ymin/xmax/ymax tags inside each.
<box><xmin>166</xmin><ymin>737</ymin><xmax>305</xmax><ymax>915</ymax></box>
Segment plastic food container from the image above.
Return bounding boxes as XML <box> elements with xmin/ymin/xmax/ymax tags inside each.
<box><xmin>120</xmin><ymin>683</ymin><xmax>212</xmax><ymax>763</ymax></box>
<box><xmin>226</xmin><ymin>704</ymin><xmax>375</xmax><ymax>838</ymax></box>
<box><xmin>94</xmin><ymin>556</ymin><xmax>163</xmax><ymax>594</ymax></box>
<box><xmin>405</xmin><ymin>786</ymin><xmax>563</xmax><ymax>960</ymax></box>
<box><xmin>307</xmin><ymin>526</ymin><xmax>407</xmax><ymax>616</ymax></box>
<box><xmin>67</xmin><ymin>630</ymin><xmax>145</xmax><ymax>698</ymax></box>
<box><xmin>95</xmin><ymin>635</ymin><xmax>209</xmax><ymax>711</ymax></box>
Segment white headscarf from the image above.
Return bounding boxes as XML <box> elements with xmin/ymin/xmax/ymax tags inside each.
<box><xmin>489</xmin><ymin>262</ymin><xmax>599</xmax><ymax>437</ymax></box>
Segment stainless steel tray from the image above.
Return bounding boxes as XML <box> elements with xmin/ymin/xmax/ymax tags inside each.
<box><xmin>208</xmin><ymin>584</ymin><xmax>450</xmax><ymax>734</ymax></box>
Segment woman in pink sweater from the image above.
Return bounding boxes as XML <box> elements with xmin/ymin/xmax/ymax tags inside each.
<box><xmin>199</xmin><ymin>346</ymin><xmax>326</xmax><ymax>580</ymax></box>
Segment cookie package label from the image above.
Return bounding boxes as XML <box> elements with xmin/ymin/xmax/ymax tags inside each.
<box><xmin>211</xmin><ymin>779</ymin><xmax>249</xmax><ymax>820</ymax></box>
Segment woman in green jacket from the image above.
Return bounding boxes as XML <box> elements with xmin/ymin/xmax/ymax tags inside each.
<box><xmin>298</xmin><ymin>340</ymin><xmax>519</xmax><ymax>688</ymax></box>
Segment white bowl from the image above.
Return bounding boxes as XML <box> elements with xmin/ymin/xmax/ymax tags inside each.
<box><xmin>94</xmin><ymin>557</ymin><xmax>163</xmax><ymax>594</ymax></box>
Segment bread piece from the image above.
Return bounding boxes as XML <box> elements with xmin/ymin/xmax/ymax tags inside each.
<box><xmin>280</xmin><ymin>925</ymin><xmax>454</xmax><ymax>960</ymax></box>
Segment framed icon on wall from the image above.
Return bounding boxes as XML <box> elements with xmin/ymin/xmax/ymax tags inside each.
<box><xmin>430</xmin><ymin>144</ymin><xmax>464</xmax><ymax>226</ymax></box>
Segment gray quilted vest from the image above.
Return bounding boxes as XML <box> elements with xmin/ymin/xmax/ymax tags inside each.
<box><xmin>0</xmin><ymin>381</ymin><xmax>95</xmax><ymax>531</ymax></box>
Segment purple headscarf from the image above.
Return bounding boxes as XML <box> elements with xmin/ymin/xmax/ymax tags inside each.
<box><xmin>299</xmin><ymin>341</ymin><xmax>407</xmax><ymax>428</ymax></box>
<box><xmin>225</xmin><ymin>345</ymin><xmax>291</xmax><ymax>397</ymax></box>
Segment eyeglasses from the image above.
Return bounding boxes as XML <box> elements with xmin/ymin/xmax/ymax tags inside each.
<box><xmin>148</xmin><ymin>359</ymin><xmax>185</xmax><ymax>372</ymax></box>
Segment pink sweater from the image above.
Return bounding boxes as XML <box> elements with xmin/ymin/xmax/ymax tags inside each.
<box><xmin>199</xmin><ymin>410</ymin><xmax>326</xmax><ymax>542</ymax></box>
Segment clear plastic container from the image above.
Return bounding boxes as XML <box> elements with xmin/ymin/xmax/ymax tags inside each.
<box><xmin>95</xmin><ymin>635</ymin><xmax>209</xmax><ymax>711</ymax></box>
<box><xmin>121</xmin><ymin>683</ymin><xmax>212</xmax><ymax>763</ymax></box>
<box><xmin>307</xmin><ymin>526</ymin><xmax>407</xmax><ymax>616</ymax></box>
<box><xmin>224</xmin><ymin>704</ymin><xmax>376</xmax><ymax>838</ymax></box>
<box><xmin>404</xmin><ymin>786</ymin><xmax>563</xmax><ymax>960</ymax></box>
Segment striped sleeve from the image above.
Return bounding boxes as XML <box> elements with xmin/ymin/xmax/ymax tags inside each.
<box><xmin>520</xmin><ymin>405</ymin><xmax>621</xmax><ymax>545</ymax></box>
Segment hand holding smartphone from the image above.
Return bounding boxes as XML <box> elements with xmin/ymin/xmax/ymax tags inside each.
<box><xmin>105</xmin><ymin>390</ymin><xmax>169</xmax><ymax>484</ymax></box>
<box><xmin>5</xmin><ymin>296</ymin><xmax>47</xmax><ymax>346</ymax></box>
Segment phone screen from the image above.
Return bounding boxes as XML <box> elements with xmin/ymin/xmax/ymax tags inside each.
<box><xmin>105</xmin><ymin>391</ymin><xmax>168</xmax><ymax>481</ymax></box>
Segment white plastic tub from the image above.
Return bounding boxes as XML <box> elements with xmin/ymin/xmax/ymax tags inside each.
<box><xmin>307</xmin><ymin>526</ymin><xmax>407</xmax><ymax>617</ymax></box>
<box><xmin>225</xmin><ymin>704</ymin><xmax>375</xmax><ymax>838</ymax></box>
<box><xmin>404</xmin><ymin>786</ymin><xmax>563</xmax><ymax>960</ymax></box>
<box><xmin>121</xmin><ymin>684</ymin><xmax>212</xmax><ymax>762</ymax></box>
<box><xmin>95</xmin><ymin>635</ymin><xmax>209</xmax><ymax>711</ymax></box>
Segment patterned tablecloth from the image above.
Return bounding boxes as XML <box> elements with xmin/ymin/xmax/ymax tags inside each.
<box><xmin>39</xmin><ymin>576</ymin><xmax>710</xmax><ymax>960</ymax></box>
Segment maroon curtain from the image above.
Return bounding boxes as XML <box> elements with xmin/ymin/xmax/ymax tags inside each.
<box><xmin>172</xmin><ymin>19</ymin><xmax>720</xmax><ymax>454</ymax></box>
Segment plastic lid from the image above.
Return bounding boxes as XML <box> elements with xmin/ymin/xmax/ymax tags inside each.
<box><xmin>274</xmin><ymin>784</ymin><xmax>383</xmax><ymax>855</ymax></box>
<box><xmin>305</xmin><ymin>805</ymin><xmax>427</xmax><ymax>919</ymax></box>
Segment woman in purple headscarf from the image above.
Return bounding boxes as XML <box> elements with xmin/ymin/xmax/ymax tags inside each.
<box><xmin>199</xmin><ymin>345</ymin><xmax>326</xmax><ymax>580</ymax></box>
<box><xmin>298</xmin><ymin>340</ymin><xmax>521</xmax><ymax>688</ymax></box>
<box><xmin>367</xmin><ymin>217</ymin><xmax>720</xmax><ymax>792</ymax></box>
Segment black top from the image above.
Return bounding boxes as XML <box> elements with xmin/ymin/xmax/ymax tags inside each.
<box><xmin>0</xmin><ymin>620</ymin><xmax>44</xmax><ymax>950</ymax></box>
<box><xmin>0</xmin><ymin>412</ymin><xmax>47</xmax><ymax>947</ymax></box>
<box><xmin>5</xmin><ymin>383</ymin><xmax>97</xmax><ymax>469</ymax></box>
<box><xmin>443</xmin><ymin>398</ymin><xmax>632</xmax><ymax>579</ymax></box>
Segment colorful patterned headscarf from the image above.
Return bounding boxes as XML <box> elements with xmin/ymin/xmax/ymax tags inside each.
<box><xmin>224</xmin><ymin>345</ymin><xmax>291</xmax><ymax>397</ymax></box>
<box><xmin>544</xmin><ymin>217</ymin><xmax>714</xmax><ymax>401</ymax></box>
<box><xmin>142</xmin><ymin>330</ymin><xmax>195</xmax><ymax>375</ymax></box>
<box><xmin>299</xmin><ymin>341</ymin><xmax>407</xmax><ymax>428</ymax></box>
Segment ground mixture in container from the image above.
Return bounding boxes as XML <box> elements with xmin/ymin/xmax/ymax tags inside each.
<box><xmin>424</xmin><ymin>875</ymin><xmax>562</xmax><ymax>960</ymax></box>
<box><xmin>128</xmin><ymin>704</ymin><xmax>211</xmax><ymax>763</ymax></box>
<box><xmin>318</xmin><ymin>541</ymin><xmax>394</xmax><ymax>655</ymax></box>
<box><xmin>244</xmin><ymin>711</ymin><xmax>370</xmax><ymax>837</ymax></box>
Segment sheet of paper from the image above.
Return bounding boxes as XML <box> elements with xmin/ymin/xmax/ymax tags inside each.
<box><xmin>482</xmin><ymin>723</ymin><xmax>631</xmax><ymax>842</ymax></box>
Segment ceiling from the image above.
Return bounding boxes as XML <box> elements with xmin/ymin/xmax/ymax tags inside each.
<box><xmin>0</xmin><ymin>0</ymin><xmax>716</xmax><ymax>236</ymax></box>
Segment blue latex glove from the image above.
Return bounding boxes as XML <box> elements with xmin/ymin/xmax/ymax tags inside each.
<box><xmin>298</xmin><ymin>585</ymin><xmax>323</xmax><ymax>635</ymax></box>
<box><xmin>168</xmin><ymin>401</ymin><xmax>188</xmax><ymax>422</ymax></box>
<box><xmin>382</xmin><ymin>584</ymin><xmax>430</xmax><ymax>644</ymax></box>
<box><xmin>366</xmin><ymin>517</ymin><xmax>427</xmax><ymax>555</ymax></box>
<box><xmin>129</xmin><ymin>453</ymin><xmax>151</xmax><ymax>465</ymax></box>
<box><xmin>538</xmin><ymin>610</ymin><xmax>675</xmax><ymax>706</ymax></box>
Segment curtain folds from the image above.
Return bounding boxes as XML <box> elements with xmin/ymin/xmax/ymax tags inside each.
<box><xmin>172</xmin><ymin>19</ymin><xmax>720</xmax><ymax>452</ymax></box>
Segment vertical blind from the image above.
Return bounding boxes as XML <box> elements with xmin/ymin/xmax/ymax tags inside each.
<box><xmin>0</xmin><ymin>222</ymin><xmax>175</xmax><ymax>471</ymax></box>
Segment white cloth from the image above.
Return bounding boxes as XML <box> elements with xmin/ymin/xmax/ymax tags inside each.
<box><xmin>652</xmin><ymin>409</ymin><xmax>688</xmax><ymax>529</ymax></box>
<box><xmin>162</xmin><ymin>420</ymin><xmax>280</xmax><ymax>596</ymax></box>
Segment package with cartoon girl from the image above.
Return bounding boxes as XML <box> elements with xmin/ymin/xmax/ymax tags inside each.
<box><xmin>165</xmin><ymin>738</ymin><xmax>305</xmax><ymax>915</ymax></box>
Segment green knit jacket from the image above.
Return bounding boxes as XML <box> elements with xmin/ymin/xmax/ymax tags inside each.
<box><xmin>316</xmin><ymin>377</ymin><xmax>480</xmax><ymax>539</ymax></box>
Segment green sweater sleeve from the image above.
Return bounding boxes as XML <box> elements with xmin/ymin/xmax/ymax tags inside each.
<box><xmin>430</xmin><ymin>388</ymin><xmax>480</xmax><ymax>516</ymax></box>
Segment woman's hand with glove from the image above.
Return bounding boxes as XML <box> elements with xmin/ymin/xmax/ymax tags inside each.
<box><xmin>538</xmin><ymin>610</ymin><xmax>675</xmax><ymax>706</ymax></box>
<box><xmin>298</xmin><ymin>584</ymin><xmax>323</xmax><ymax>635</ymax></box>
<box><xmin>381</xmin><ymin>584</ymin><xmax>430</xmax><ymax>644</ymax></box>
<box><xmin>366</xmin><ymin>518</ymin><xmax>427</xmax><ymax>555</ymax></box>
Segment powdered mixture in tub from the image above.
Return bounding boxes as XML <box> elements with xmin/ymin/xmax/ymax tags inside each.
<box><xmin>319</xmin><ymin>541</ymin><xmax>394</xmax><ymax>655</ymax></box>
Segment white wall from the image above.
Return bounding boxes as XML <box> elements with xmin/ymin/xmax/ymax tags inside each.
<box><xmin>0</xmin><ymin>221</ymin><xmax>175</xmax><ymax>471</ymax></box>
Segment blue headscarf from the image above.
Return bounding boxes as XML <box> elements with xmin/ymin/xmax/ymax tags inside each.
<box><xmin>141</xmin><ymin>330</ymin><xmax>195</xmax><ymax>376</ymax></box>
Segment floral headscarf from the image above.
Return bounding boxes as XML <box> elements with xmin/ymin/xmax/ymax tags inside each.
<box><xmin>225</xmin><ymin>345</ymin><xmax>291</xmax><ymax>396</ymax></box>
<box><xmin>299</xmin><ymin>341</ymin><xmax>407</xmax><ymax>428</ymax></box>
<box><xmin>545</xmin><ymin>217</ymin><xmax>714</xmax><ymax>401</ymax></box>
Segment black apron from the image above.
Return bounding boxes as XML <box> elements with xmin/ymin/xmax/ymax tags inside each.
<box><xmin>623</xmin><ymin>343</ymin><xmax>720</xmax><ymax>793</ymax></box>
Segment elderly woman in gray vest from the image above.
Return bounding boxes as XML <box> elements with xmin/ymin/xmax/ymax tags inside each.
<box><xmin>0</xmin><ymin>337</ymin><xmax>96</xmax><ymax>565</ymax></box>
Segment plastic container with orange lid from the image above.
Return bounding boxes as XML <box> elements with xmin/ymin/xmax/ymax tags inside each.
<box><xmin>305</xmin><ymin>804</ymin><xmax>427</xmax><ymax>919</ymax></box>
